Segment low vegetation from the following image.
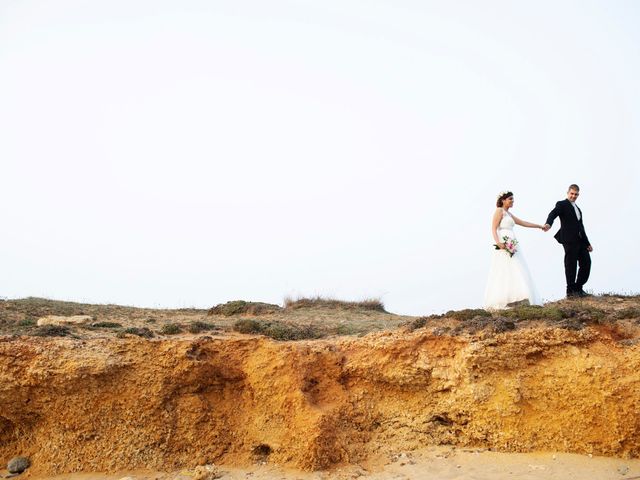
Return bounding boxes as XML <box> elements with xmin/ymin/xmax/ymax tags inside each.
<box><xmin>31</xmin><ymin>325</ymin><xmax>71</xmax><ymax>337</ymax></box>
<box><xmin>284</xmin><ymin>296</ymin><xmax>386</xmax><ymax>312</ymax></box>
<box><xmin>160</xmin><ymin>323</ymin><xmax>182</xmax><ymax>335</ymax></box>
<box><xmin>406</xmin><ymin>316</ymin><xmax>429</xmax><ymax>331</ymax></box>
<box><xmin>187</xmin><ymin>321</ymin><xmax>217</xmax><ymax>334</ymax></box>
<box><xmin>406</xmin><ymin>301</ymin><xmax>618</xmax><ymax>335</ymax></box>
<box><xmin>613</xmin><ymin>307</ymin><xmax>640</xmax><ymax>319</ymax></box>
<box><xmin>500</xmin><ymin>305</ymin><xmax>566</xmax><ymax>321</ymax></box>
<box><xmin>122</xmin><ymin>327</ymin><xmax>154</xmax><ymax>338</ymax></box>
<box><xmin>233</xmin><ymin>318</ymin><xmax>324</xmax><ymax>341</ymax></box>
<box><xmin>5</xmin><ymin>297</ymin><xmax>94</xmax><ymax>317</ymax></box>
<box><xmin>208</xmin><ymin>301</ymin><xmax>281</xmax><ymax>316</ymax></box>
<box><xmin>92</xmin><ymin>321</ymin><xmax>122</xmax><ymax>328</ymax></box>
<box><xmin>599</xmin><ymin>292</ymin><xmax>640</xmax><ymax>298</ymax></box>
<box><xmin>444</xmin><ymin>308</ymin><xmax>491</xmax><ymax>321</ymax></box>
<box><xmin>2</xmin><ymin>294</ymin><xmax>638</xmax><ymax>341</ymax></box>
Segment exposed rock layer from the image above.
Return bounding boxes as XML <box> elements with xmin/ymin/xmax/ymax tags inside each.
<box><xmin>0</xmin><ymin>326</ymin><xmax>638</xmax><ymax>475</ymax></box>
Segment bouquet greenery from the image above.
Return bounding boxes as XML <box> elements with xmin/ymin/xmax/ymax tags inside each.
<box><xmin>494</xmin><ymin>236</ymin><xmax>518</xmax><ymax>257</ymax></box>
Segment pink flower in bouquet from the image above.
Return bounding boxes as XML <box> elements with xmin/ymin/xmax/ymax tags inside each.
<box><xmin>494</xmin><ymin>236</ymin><xmax>518</xmax><ymax>257</ymax></box>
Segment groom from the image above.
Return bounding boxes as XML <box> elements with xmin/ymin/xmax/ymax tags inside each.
<box><xmin>543</xmin><ymin>184</ymin><xmax>593</xmax><ymax>297</ymax></box>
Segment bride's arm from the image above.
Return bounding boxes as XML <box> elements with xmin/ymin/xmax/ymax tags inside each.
<box><xmin>511</xmin><ymin>213</ymin><xmax>544</xmax><ymax>229</ymax></box>
<box><xmin>492</xmin><ymin>209</ymin><xmax>505</xmax><ymax>247</ymax></box>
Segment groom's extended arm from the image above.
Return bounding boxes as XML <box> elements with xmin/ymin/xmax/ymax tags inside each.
<box><xmin>545</xmin><ymin>201</ymin><xmax>562</xmax><ymax>228</ymax></box>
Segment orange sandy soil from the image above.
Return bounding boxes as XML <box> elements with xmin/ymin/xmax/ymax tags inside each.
<box><xmin>0</xmin><ymin>295</ymin><xmax>639</xmax><ymax>478</ymax></box>
<box><xmin>11</xmin><ymin>448</ymin><xmax>640</xmax><ymax>480</ymax></box>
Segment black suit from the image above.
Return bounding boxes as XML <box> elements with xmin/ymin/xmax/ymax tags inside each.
<box><xmin>546</xmin><ymin>199</ymin><xmax>591</xmax><ymax>294</ymax></box>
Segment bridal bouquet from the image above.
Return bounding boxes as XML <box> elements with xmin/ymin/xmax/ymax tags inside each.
<box><xmin>494</xmin><ymin>236</ymin><xmax>518</xmax><ymax>257</ymax></box>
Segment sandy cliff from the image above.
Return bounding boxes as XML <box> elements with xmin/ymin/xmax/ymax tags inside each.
<box><xmin>0</xmin><ymin>297</ymin><xmax>639</xmax><ymax>476</ymax></box>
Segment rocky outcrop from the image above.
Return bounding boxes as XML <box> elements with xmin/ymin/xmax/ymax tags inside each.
<box><xmin>36</xmin><ymin>315</ymin><xmax>93</xmax><ymax>326</ymax></box>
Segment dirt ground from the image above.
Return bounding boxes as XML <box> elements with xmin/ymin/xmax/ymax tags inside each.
<box><xmin>18</xmin><ymin>447</ymin><xmax>640</xmax><ymax>480</ymax></box>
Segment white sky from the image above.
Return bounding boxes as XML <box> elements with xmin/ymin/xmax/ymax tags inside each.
<box><xmin>1</xmin><ymin>1</ymin><xmax>639</xmax><ymax>315</ymax></box>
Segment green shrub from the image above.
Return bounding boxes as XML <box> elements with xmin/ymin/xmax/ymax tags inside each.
<box><xmin>445</xmin><ymin>309</ymin><xmax>491</xmax><ymax>321</ymax></box>
<box><xmin>406</xmin><ymin>317</ymin><xmax>428</xmax><ymax>331</ymax></box>
<box><xmin>92</xmin><ymin>321</ymin><xmax>122</xmax><ymax>328</ymax></box>
<box><xmin>32</xmin><ymin>325</ymin><xmax>71</xmax><ymax>337</ymax></box>
<box><xmin>557</xmin><ymin>305</ymin><xmax>606</xmax><ymax>322</ymax></box>
<box><xmin>579</xmin><ymin>306</ymin><xmax>606</xmax><ymax>321</ymax></box>
<box><xmin>233</xmin><ymin>319</ymin><xmax>324</xmax><ymax>340</ymax></box>
<box><xmin>613</xmin><ymin>307</ymin><xmax>640</xmax><ymax>319</ymax></box>
<box><xmin>263</xmin><ymin>323</ymin><xmax>323</xmax><ymax>341</ymax></box>
<box><xmin>499</xmin><ymin>305</ymin><xmax>564</xmax><ymax>321</ymax></box>
<box><xmin>122</xmin><ymin>327</ymin><xmax>154</xmax><ymax>338</ymax></box>
<box><xmin>187</xmin><ymin>321</ymin><xmax>216</xmax><ymax>333</ymax></box>
<box><xmin>17</xmin><ymin>318</ymin><xmax>36</xmax><ymax>327</ymax></box>
<box><xmin>233</xmin><ymin>318</ymin><xmax>264</xmax><ymax>334</ymax></box>
<box><xmin>160</xmin><ymin>323</ymin><xmax>182</xmax><ymax>335</ymax></box>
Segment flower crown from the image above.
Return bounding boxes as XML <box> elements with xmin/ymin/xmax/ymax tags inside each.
<box><xmin>497</xmin><ymin>190</ymin><xmax>512</xmax><ymax>199</ymax></box>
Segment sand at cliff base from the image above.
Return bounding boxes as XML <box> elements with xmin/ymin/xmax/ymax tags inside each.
<box><xmin>23</xmin><ymin>447</ymin><xmax>640</xmax><ymax>480</ymax></box>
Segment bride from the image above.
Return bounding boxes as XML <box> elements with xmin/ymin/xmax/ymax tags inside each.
<box><xmin>484</xmin><ymin>191</ymin><xmax>544</xmax><ymax>310</ymax></box>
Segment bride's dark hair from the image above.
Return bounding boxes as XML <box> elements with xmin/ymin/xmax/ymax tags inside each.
<box><xmin>496</xmin><ymin>191</ymin><xmax>513</xmax><ymax>207</ymax></box>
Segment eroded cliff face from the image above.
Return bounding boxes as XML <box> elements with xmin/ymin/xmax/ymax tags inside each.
<box><xmin>0</xmin><ymin>326</ymin><xmax>639</xmax><ymax>475</ymax></box>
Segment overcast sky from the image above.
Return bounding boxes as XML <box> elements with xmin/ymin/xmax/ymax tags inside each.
<box><xmin>1</xmin><ymin>1</ymin><xmax>639</xmax><ymax>315</ymax></box>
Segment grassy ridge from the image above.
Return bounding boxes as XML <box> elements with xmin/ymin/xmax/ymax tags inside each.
<box><xmin>1</xmin><ymin>294</ymin><xmax>639</xmax><ymax>341</ymax></box>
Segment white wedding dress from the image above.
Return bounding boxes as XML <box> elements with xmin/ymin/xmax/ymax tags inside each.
<box><xmin>483</xmin><ymin>209</ymin><xmax>540</xmax><ymax>310</ymax></box>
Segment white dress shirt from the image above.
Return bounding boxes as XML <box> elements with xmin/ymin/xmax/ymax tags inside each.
<box><xmin>570</xmin><ymin>201</ymin><xmax>581</xmax><ymax>220</ymax></box>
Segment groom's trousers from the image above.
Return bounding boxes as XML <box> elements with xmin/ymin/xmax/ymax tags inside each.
<box><xmin>563</xmin><ymin>241</ymin><xmax>591</xmax><ymax>292</ymax></box>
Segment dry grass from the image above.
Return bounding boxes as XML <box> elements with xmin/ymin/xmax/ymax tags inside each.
<box><xmin>2</xmin><ymin>293</ymin><xmax>638</xmax><ymax>341</ymax></box>
<box><xmin>613</xmin><ymin>307</ymin><xmax>640</xmax><ymax>319</ymax></box>
<box><xmin>405</xmin><ymin>296</ymin><xmax>637</xmax><ymax>336</ymax></box>
<box><xmin>598</xmin><ymin>291</ymin><xmax>640</xmax><ymax>298</ymax></box>
<box><xmin>444</xmin><ymin>308</ymin><xmax>491</xmax><ymax>321</ymax></box>
<box><xmin>207</xmin><ymin>300</ymin><xmax>281</xmax><ymax>316</ymax></box>
<box><xmin>283</xmin><ymin>296</ymin><xmax>386</xmax><ymax>312</ymax></box>
<box><xmin>0</xmin><ymin>296</ymin><xmax>408</xmax><ymax>340</ymax></box>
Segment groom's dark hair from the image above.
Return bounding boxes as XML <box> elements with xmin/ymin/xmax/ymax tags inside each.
<box><xmin>496</xmin><ymin>191</ymin><xmax>513</xmax><ymax>207</ymax></box>
<box><xmin>568</xmin><ymin>184</ymin><xmax>580</xmax><ymax>191</ymax></box>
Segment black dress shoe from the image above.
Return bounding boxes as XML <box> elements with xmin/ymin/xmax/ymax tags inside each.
<box><xmin>577</xmin><ymin>289</ymin><xmax>591</xmax><ymax>297</ymax></box>
<box><xmin>566</xmin><ymin>291</ymin><xmax>579</xmax><ymax>298</ymax></box>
